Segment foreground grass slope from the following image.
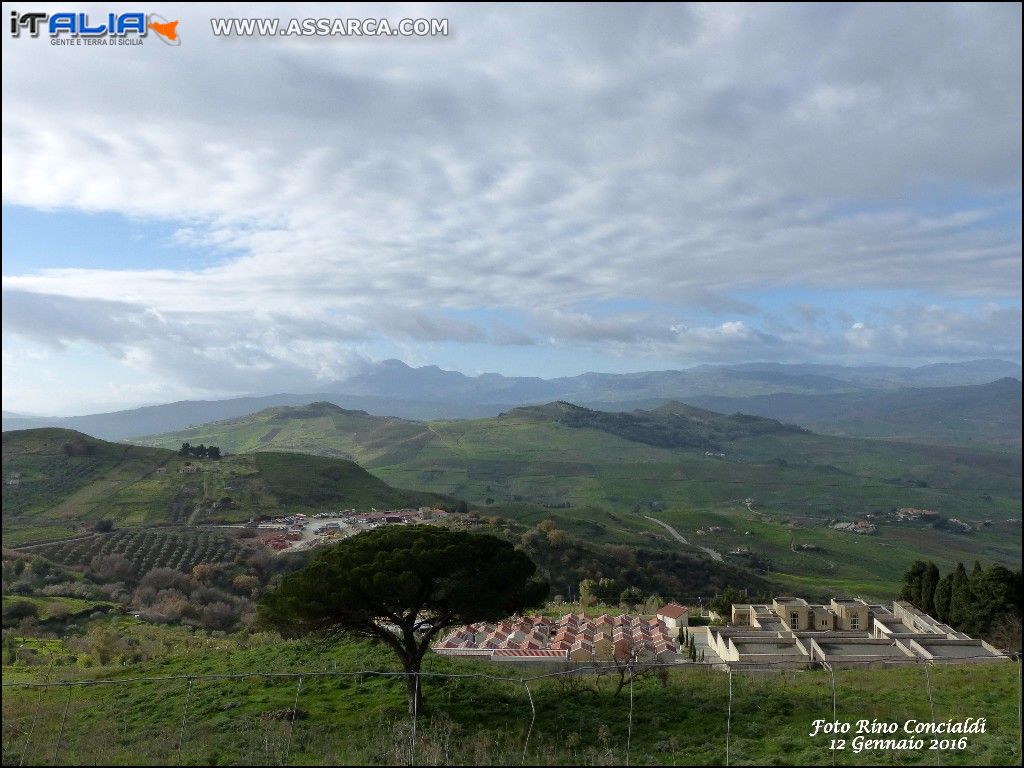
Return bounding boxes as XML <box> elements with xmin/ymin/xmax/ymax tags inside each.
<box><xmin>1</xmin><ymin>429</ymin><xmax>449</xmax><ymax>546</ymax></box>
<box><xmin>2</xmin><ymin>628</ymin><xmax>1019</xmax><ymax>766</ymax></box>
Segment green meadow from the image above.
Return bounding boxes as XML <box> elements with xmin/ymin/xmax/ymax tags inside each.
<box><xmin>2</xmin><ymin>624</ymin><xmax>1020</xmax><ymax>766</ymax></box>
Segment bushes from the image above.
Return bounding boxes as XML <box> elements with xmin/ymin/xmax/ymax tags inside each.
<box><xmin>140</xmin><ymin>567</ymin><xmax>192</xmax><ymax>593</ymax></box>
<box><xmin>130</xmin><ymin>564</ymin><xmax>261</xmax><ymax>632</ymax></box>
<box><xmin>2</xmin><ymin>599</ymin><xmax>39</xmax><ymax>627</ymax></box>
<box><xmin>200</xmin><ymin>601</ymin><xmax>236</xmax><ymax>631</ymax></box>
<box><xmin>2</xmin><ymin>557</ymin><xmax>72</xmax><ymax>595</ymax></box>
<box><xmin>90</xmin><ymin>554</ymin><xmax>135</xmax><ymax>583</ymax></box>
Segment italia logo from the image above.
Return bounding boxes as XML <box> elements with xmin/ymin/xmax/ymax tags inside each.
<box><xmin>9</xmin><ymin>11</ymin><xmax>180</xmax><ymax>45</ymax></box>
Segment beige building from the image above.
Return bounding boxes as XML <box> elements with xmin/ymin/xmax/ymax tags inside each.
<box><xmin>716</xmin><ymin>597</ymin><xmax>1008</xmax><ymax>668</ymax></box>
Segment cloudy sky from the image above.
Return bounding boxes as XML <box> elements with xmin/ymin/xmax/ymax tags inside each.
<box><xmin>2</xmin><ymin>3</ymin><xmax>1021</xmax><ymax>415</ymax></box>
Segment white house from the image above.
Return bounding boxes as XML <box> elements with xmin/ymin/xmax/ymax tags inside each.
<box><xmin>656</xmin><ymin>602</ymin><xmax>689</xmax><ymax>631</ymax></box>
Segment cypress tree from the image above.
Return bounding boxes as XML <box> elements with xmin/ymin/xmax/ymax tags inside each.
<box><xmin>933</xmin><ymin>572</ymin><xmax>953</xmax><ymax>622</ymax></box>
<box><xmin>948</xmin><ymin>562</ymin><xmax>971</xmax><ymax>629</ymax></box>
<box><xmin>900</xmin><ymin>561</ymin><xmax>928</xmax><ymax>608</ymax></box>
<box><xmin>968</xmin><ymin>563</ymin><xmax>1019</xmax><ymax>636</ymax></box>
<box><xmin>923</xmin><ymin>562</ymin><xmax>940</xmax><ymax>615</ymax></box>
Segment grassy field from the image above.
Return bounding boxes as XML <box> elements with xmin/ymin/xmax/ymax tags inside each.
<box><xmin>370</xmin><ymin>417</ymin><xmax>1020</xmax><ymax>597</ymax></box>
<box><xmin>1</xmin><ymin>625</ymin><xmax>1020</xmax><ymax>766</ymax></box>
<box><xmin>1</xmin><ymin>595</ymin><xmax>116</xmax><ymax>622</ymax></box>
<box><xmin>9</xmin><ymin>395</ymin><xmax>1022</xmax><ymax>600</ymax></box>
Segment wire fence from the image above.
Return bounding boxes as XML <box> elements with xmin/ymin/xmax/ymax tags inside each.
<box><xmin>2</xmin><ymin>656</ymin><xmax>1021</xmax><ymax>766</ymax></box>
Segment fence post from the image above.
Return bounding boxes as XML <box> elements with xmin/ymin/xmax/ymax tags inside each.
<box><xmin>18</xmin><ymin>686</ymin><xmax>45</xmax><ymax>768</ymax></box>
<box><xmin>283</xmin><ymin>675</ymin><xmax>304</xmax><ymax>766</ymax></box>
<box><xmin>824</xmin><ymin>662</ymin><xmax>837</xmax><ymax>767</ymax></box>
<box><xmin>725</xmin><ymin>668</ymin><xmax>732</xmax><ymax>766</ymax></box>
<box><xmin>177</xmin><ymin>677</ymin><xmax>194</xmax><ymax>766</ymax></box>
<box><xmin>1016</xmin><ymin>654</ymin><xmax>1022</xmax><ymax>764</ymax></box>
<box><xmin>922</xmin><ymin>662</ymin><xmax>939</xmax><ymax>767</ymax></box>
<box><xmin>521</xmin><ymin>679</ymin><xmax>536</xmax><ymax>765</ymax></box>
<box><xmin>625</xmin><ymin>665</ymin><xmax>634</xmax><ymax>766</ymax></box>
<box><xmin>410</xmin><ymin>672</ymin><xmax>419</xmax><ymax>767</ymax></box>
<box><xmin>52</xmin><ymin>684</ymin><xmax>72</xmax><ymax>765</ymax></box>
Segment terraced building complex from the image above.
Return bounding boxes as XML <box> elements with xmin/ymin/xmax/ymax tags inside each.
<box><xmin>711</xmin><ymin>598</ymin><xmax>1009</xmax><ymax>667</ymax></box>
<box><xmin>434</xmin><ymin>611</ymin><xmax>679</xmax><ymax>663</ymax></box>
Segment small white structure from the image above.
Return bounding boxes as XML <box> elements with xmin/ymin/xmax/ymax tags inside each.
<box><xmin>656</xmin><ymin>602</ymin><xmax>689</xmax><ymax>631</ymax></box>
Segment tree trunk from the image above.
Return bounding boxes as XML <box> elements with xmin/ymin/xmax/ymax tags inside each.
<box><xmin>398</xmin><ymin>628</ymin><xmax>427</xmax><ymax>716</ymax></box>
<box><xmin>404</xmin><ymin>668</ymin><xmax>423</xmax><ymax>715</ymax></box>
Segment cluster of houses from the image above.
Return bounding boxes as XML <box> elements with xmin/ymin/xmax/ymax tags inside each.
<box><xmin>256</xmin><ymin>513</ymin><xmax>311</xmax><ymax>550</ymax></box>
<box><xmin>256</xmin><ymin>507</ymin><xmax>447</xmax><ymax>551</ymax></box>
<box><xmin>889</xmin><ymin>508</ymin><xmax>980</xmax><ymax>533</ymax></box>
<box><xmin>708</xmin><ymin>597</ymin><xmax>1008</xmax><ymax>667</ymax></box>
<box><xmin>434</xmin><ymin>604</ymin><xmax>688</xmax><ymax>664</ymax></box>
<box><xmin>350</xmin><ymin>508</ymin><xmax>441</xmax><ymax>525</ymax></box>
<box><xmin>831</xmin><ymin>520</ymin><xmax>876</xmax><ymax>534</ymax></box>
<box><xmin>696</xmin><ymin>525</ymin><xmax>724</xmax><ymax>535</ymax></box>
<box><xmin>945</xmin><ymin>517</ymin><xmax>975</xmax><ymax>533</ymax></box>
<box><xmin>894</xmin><ymin>507</ymin><xmax>940</xmax><ymax>522</ymax></box>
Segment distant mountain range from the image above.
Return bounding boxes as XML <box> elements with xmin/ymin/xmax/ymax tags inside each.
<box><xmin>687</xmin><ymin>378</ymin><xmax>1022</xmax><ymax>448</ymax></box>
<box><xmin>2</xmin><ymin>359</ymin><xmax>1020</xmax><ymax>447</ymax></box>
<box><xmin>333</xmin><ymin>358</ymin><xmax>1021</xmax><ymax>403</ymax></box>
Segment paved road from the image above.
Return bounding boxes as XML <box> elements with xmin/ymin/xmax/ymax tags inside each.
<box><xmin>643</xmin><ymin>515</ymin><xmax>723</xmax><ymax>562</ymax></box>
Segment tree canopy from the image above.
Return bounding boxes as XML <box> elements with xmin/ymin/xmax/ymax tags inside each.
<box><xmin>259</xmin><ymin>525</ymin><xmax>548</xmax><ymax>711</ymax></box>
<box><xmin>178</xmin><ymin>442</ymin><xmax>222</xmax><ymax>459</ymax></box>
<box><xmin>900</xmin><ymin>559</ymin><xmax>1021</xmax><ymax>648</ymax></box>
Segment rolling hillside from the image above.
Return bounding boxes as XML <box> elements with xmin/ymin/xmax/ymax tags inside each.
<box><xmin>687</xmin><ymin>377</ymin><xmax>1023</xmax><ymax>448</ymax></box>
<box><xmin>134</xmin><ymin>401</ymin><xmax>1022</xmax><ymax>597</ymax></box>
<box><xmin>1</xmin><ymin>428</ymin><xmax>449</xmax><ymax>546</ymax></box>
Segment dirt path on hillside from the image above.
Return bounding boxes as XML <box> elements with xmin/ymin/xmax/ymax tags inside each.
<box><xmin>14</xmin><ymin>532</ymin><xmax>101</xmax><ymax>550</ymax></box>
<box><xmin>642</xmin><ymin>515</ymin><xmax>723</xmax><ymax>562</ymax></box>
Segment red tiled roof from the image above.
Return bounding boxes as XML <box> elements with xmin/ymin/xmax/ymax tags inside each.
<box><xmin>658</xmin><ymin>602</ymin><xmax>689</xmax><ymax>619</ymax></box>
<box><xmin>492</xmin><ymin>649</ymin><xmax>569</xmax><ymax>658</ymax></box>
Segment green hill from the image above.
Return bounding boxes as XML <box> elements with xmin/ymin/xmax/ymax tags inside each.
<box><xmin>1</xmin><ymin>428</ymin><xmax>448</xmax><ymax>546</ymax></box>
<box><xmin>132</xmin><ymin>401</ymin><xmax>1022</xmax><ymax>597</ymax></box>
<box><xmin>503</xmin><ymin>400</ymin><xmax>805</xmax><ymax>450</ymax></box>
<box><xmin>134</xmin><ymin>401</ymin><xmax>434</xmax><ymax>464</ymax></box>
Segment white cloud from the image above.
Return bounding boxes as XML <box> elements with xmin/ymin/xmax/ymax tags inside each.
<box><xmin>1</xmin><ymin>3</ymin><xmax>1021</xmax><ymax>410</ymax></box>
